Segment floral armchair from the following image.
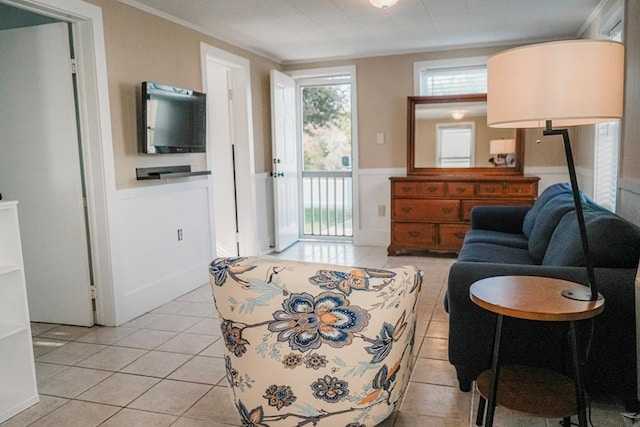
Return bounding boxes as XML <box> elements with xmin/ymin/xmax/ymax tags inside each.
<box><xmin>208</xmin><ymin>256</ymin><xmax>423</xmax><ymax>427</ymax></box>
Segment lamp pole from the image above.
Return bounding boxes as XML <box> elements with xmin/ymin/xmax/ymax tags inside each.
<box><xmin>543</xmin><ymin>120</ymin><xmax>601</xmax><ymax>301</ymax></box>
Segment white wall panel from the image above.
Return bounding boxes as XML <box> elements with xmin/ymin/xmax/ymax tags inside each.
<box><xmin>114</xmin><ymin>180</ymin><xmax>213</xmax><ymax>322</ymax></box>
<box><xmin>524</xmin><ymin>166</ymin><xmax>570</xmax><ymax>195</ymax></box>
<box><xmin>255</xmin><ymin>173</ymin><xmax>274</xmax><ymax>255</ymax></box>
<box><xmin>355</xmin><ymin>168</ymin><xmax>405</xmax><ymax>247</ymax></box>
<box><xmin>619</xmin><ymin>178</ymin><xmax>640</xmax><ymax>226</ymax></box>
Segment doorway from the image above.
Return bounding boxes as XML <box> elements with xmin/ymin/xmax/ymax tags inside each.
<box><xmin>0</xmin><ymin>20</ymin><xmax>95</xmax><ymax>326</ymax></box>
<box><xmin>0</xmin><ymin>0</ymin><xmax>117</xmax><ymax>326</ymax></box>
<box><xmin>289</xmin><ymin>66</ymin><xmax>359</xmax><ymax>242</ymax></box>
<box><xmin>201</xmin><ymin>43</ymin><xmax>258</xmax><ymax>257</ymax></box>
<box><xmin>299</xmin><ymin>77</ymin><xmax>354</xmax><ymax>239</ymax></box>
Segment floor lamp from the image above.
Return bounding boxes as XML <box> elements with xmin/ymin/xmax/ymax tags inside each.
<box><xmin>487</xmin><ymin>40</ymin><xmax>625</xmax><ymax>301</ymax></box>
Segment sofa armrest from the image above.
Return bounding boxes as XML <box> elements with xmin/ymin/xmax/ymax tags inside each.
<box><xmin>470</xmin><ymin>205</ymin><xmax>531</xmax><ymax>233</ymax></box>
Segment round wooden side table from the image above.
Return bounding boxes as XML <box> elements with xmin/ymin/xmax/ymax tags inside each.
<box><xmin>470</xmin><ymin>276</ymin><xmax>604</xmax><ymax>427</ymax></box>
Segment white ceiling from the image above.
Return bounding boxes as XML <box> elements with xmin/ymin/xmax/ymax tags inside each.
<box><xmin>122</xmin><ymin>0</ymin><xmax>605</xmax><ymax>63</ymax></box>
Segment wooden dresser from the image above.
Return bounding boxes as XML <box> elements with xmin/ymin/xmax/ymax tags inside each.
<box><xmin>388</xmin><ymin>175</ymin><xmax>539</xmax><ymax>255</ymax></box>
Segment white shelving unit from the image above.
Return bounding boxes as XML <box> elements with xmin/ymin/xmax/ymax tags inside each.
<box><xmin>0</xmin><ymin>201</ymin><xmax>38</xmax><ymax>422</ymax></box>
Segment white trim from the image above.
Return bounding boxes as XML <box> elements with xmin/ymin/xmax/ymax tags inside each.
<box><xmin>114</xmin><ymin>179</ymin><xmax>210</xmax><ymax>201</ymax></box>
<box><xmin>288</xmin><ymin>65</ymin><xmax>359</xmax><ymax>243</ymax></box>
<box><xmin>620</xmin><ymin>177</ymin><xmax>640</xmax><ymax>195</ymax></box>
<box><xmin>618</xmin><ymin>178</ymin><xmax>640</xmax><ymax>226</ymax></box>
<box><xmin>4</xmin><ymin>0</ymin><xmax>118</xmax><ymax>325</ymax></box>
<box><xmin>200</xmin><ymin>42</ymin><xmax>258</xmax><ymax>256</ymax></box>
<box><xmin>359</xmin><ymin>167</ymin><xmax>406</xmax><ymax>176</ymax></box>
<box><xmin>413</xmin><ymin>56</ymin><xmax>489</xmax><ymax>96</ymax></box>
<box><xmin>596</xmin><ymin>0</ymin><xmax>624</xmax><ymax>39</ymax></box>
<box><xmin>578</xmin><ymin>0</ymin><xmax>612</xmax><ymax>37</ymax></box>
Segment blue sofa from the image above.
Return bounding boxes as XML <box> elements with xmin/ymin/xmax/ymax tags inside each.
<box><xmin>445</xmin><ymin>183</ymin><xmax>640</xmax><ymax>404</ymax></box>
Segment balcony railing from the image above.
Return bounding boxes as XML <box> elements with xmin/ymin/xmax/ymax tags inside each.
<box><xmin>302</xmin><ymin>171</ymin><xmax>353</xmax><ymax>238</ymax></box>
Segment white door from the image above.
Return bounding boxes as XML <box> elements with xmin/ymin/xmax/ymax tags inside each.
<box><xmin>0</xmin><ymin>23</ymin><xmax>93</xmax><ymax>326</ymax></box>
<box><xmin>207</xmin><ymin>61</ymin><xmax>238</xmax><ymax>257</ymax></box>
<box><xmin>270</xmin><ymin>70</ymin><xmax>299</xmax><ymax>252</ymax></box>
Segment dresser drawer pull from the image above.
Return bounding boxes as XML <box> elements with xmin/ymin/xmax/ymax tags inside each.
<box><xmin>409</xmin><ymin>231</ymin><xmax>420</xmax><ymax>237</ymax></box>
<box><xmin>401</xmin><ymin>186</ymin><xmax>412</xmax><ymax>192</ymax></box>
<box><xmin>428</xmin><ymin>186</ymin><xmax>438</xmax><ymax>193</ymax></box>
<box><xmin>456</xmin><ymin>187</ymin><xmax>466</xmax><ymax>193</ymax></box>
<box><xmin>486</xmin><ymin>187</ymin><xmax>496</xmax><ymax>193</ymax></box>
<box><xmin>401</xmin><ymin>206</ymin><xmax>412</xmax><ymax>213</ymax></box>
<box><xmin>514</xmin><ymin>187</ymin><xmax>524</xmax><ymax>193</ymax></box>
<box><xmin>441</xmin><ymin>207</ymin><xmax>453</xmax><ymax>214</ymax></box>
<box><xmin>454</xmin><ymin>232</ymin><xmax>466</xmax><ymax>239</ymax></box>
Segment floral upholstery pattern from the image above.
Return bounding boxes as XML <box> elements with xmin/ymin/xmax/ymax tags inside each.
<box><xmin>209</xmin><ymin>256</ymin><xmax>423</xmax><ymax>427</ymax></box>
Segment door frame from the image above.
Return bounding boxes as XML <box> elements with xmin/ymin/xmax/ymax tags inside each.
<box><xmin>2</xmin><ymin>0</ymin><xmax>118</xmax><ymax>325</ymax></box>
<box><xmin>287</xmin><ymin>65</ymin><xmax>360</xmax><ymax>243</ymax></box>
<box><xmin>200</xmin><ymin>43</ymin><xmax>258</xmax><ymax>256</ymax></box>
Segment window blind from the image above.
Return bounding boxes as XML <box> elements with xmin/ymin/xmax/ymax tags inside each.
<box><xmin>421</xmin><ymin>66</ymin><xmax>487</xmax><ymax>96</ymax></box>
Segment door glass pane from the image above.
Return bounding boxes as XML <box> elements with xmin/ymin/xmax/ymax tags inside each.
<box><xmin>302</xmin><ymin>84</ymin><xmax>352</xmax><ymax>172</ymax></box>
<box><xmin>300</xmin><ymin>82</ymin><xmax>353</xmax><ymax>237</ymax></box>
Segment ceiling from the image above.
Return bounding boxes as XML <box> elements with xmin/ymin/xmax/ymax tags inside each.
<box><xmin>122</xmin><ymin>0</ymin><xmax>605</xmax><ymax>63</ymax></box>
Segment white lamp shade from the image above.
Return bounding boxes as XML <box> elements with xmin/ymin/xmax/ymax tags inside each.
<box><xmin>489</xmin><ymin>139</ymin><xmax>516</xmax><ymax>154</ymax></box>
<box><xmin>369</xmin><ymin>0</ymin><xmax>399</xmax><ymax>8</ymax></box>
<box><xmin>487</xmin><ymin>40</ymin><xmax>624</xmax><ymax>128</ymax></box>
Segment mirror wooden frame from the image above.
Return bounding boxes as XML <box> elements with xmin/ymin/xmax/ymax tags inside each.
<box><xmin>407</xmin><ymin>94</ymin><xmax>525</xmax><ymax>176</ymax></box>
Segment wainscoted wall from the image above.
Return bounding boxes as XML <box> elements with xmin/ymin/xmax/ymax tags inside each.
<box><xmin>524</xmin><ymin>166</ymin><xmax>571</xmax><ymax>195</ymax></box>
<box><xmin>255</xmin><ymin>172</ymin><xmax>275</xmax><ymax>255</ymax></box>
<box><xmin>356</xmin><ymin>168</ymin><xmax>406</xmax><ymax>247</ymax></box>
<box><xmin>619</xmin><ymin>178</ymin><xmax>640</xmax><ymax>225</ymax></box>
<box><xmin>113</xmin><ymin>179</ymin><xmax>214</xmax><ymax>322</ymax></box>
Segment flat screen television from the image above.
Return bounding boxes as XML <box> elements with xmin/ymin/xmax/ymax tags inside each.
<box><xmin>140</xmin><ymin>81</ymin><xmax>206</xmax><ymax>153</ymax></box>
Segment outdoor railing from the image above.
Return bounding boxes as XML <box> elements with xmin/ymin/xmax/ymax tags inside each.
<box><xmin>301</xmin><ymin>171</ymin><xmax>353</xmax><ymax>237</ymax></box>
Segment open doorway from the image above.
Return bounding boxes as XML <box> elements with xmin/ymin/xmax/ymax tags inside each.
<box><xmin>0</xmin><ymin>6</ymin><xmax>97</xmax><ymax>326</ymax></box>
<box><xmin>299</xmin><ymin>77</ymin><xmax>354</xmax><ymax>239</ymax></box>
<box><xmin>0</xmin><ymin>0</ymin><xmax>117</xmax><ymax>326</ymax></box>
<box><xmin>287</xmin><ymin>66</ymin><xmax>359</xmax><ymax>243</ymax></box>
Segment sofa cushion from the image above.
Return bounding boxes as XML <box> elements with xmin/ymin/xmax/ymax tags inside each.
<box><xmin>522</xmin><ymin>183</ymin><xmax>572</xmax><ymax>239</ymax></box>
<box><xmin>463</xmin><ymin>229</ymin><xmax>528</xmax><ymax>249</ymax></box>
<box><xmin>527</xmin><ymin>193</ymin><xmax>577</xmax><ymax>264</ymax></box>
<box><xmin>457</xmin><ymin>242</ymin><xmax>537</xmax><ymax>265</ymax></box>
<box><xmin>543</xmin><ymin>208</ymin><xmax>640</xmax><ymax>268</ymax></box>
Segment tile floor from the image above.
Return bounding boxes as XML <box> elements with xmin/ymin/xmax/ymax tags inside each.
<box><xmin>1</xmin><ymin>242</ymin><xmax>628</xmax><ymax>426</ymax></box>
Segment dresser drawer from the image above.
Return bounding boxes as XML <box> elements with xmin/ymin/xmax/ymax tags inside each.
<box><xmin>477</xmin><ymin>182</ymin><xmax>505</xmax><ymax>197</ymax></box>
<box><xmin>461</xmin><ymin>200</ymin><xmax>534</xmax><ymax>221</ymax></box>
<box><xmin>393</xmin><ymin>223</ymin><xmax>437</xmax><ymax>245</ymax></box>
<box><xmin>393</xmin><ymin>181</ymin><xmax>445</xmax><ymax>198</ymax></box>
<box><xmin>439</xmin><ymin>224</ymin><xmax>469</xmax><ymax>249</ymax></box>
<box><xmin>447</xmin><ymin>182</ymin><xmax>475</xmax><ymax>197</ymax></box>
<box><xmin>506</xmin><ymin>182</ymin><xmax>536</xmax><ymax>197</ymax></box>
<box><xmin>393</xmin><ymin>199</ymin><xmax>460</xmax><ymax>221</ymax></box>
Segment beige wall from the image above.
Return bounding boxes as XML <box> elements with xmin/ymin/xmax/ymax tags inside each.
<box><xmin>285</xmin><ymin>47</ymin><xmax>568</xmax><ymax>171</ymax></box>
<box><xmin>622</xmin><ymin>0</ymin><xmax>640</xmax><ymax>181</ymax></box>
<box><xmin>85</xmin><ymin>0</ymin><xmax>637</xmax><ymax>187</ymax></box>
<box><xmin>85</xmin><ymin>0</ymin><xmax>280</xmax><ymax>188</ymax></box>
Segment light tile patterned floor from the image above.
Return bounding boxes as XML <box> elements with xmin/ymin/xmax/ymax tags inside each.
<box><xmin>1</xmin><ymin>242</ymin><xmax>626</xmax><ymax>426</ymax></box>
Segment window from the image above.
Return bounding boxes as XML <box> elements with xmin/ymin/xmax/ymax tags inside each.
<box><xmin>414</xmin><ymin>57</ymin><xmax>488</xmax><ymax>96</ymax></box>
<box><xmin>593</xmin><ymin>3</ymin><xmax>623</xmax><ymax>211</ymax></box>
<box><xmin>436</xmin><ymin>122</ymin><xmax>475</xmax><ymax>167</ymax></box>
<box><xmin>421</xmin><ymin>66</ymin><xmax>487</xmax><ymax>96</ymax></box>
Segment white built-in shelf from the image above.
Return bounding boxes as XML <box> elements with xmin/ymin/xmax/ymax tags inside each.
<box><xmin>0</xmin><ymin>201</ymin><xmax>38</xmax><ymax>423</ymax></box>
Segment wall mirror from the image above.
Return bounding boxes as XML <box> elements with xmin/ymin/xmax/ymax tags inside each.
<box><xmin>407</xmin><ymin>94</ymin><xmax>525</xmax><ymax>176</ymax></box>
